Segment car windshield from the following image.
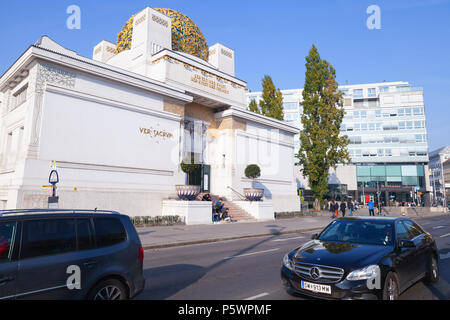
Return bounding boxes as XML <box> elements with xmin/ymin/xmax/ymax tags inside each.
<box><xmin>319</xmin><ymin>220</ymin><xmax>394</xmax><ymax>246</ymax></box>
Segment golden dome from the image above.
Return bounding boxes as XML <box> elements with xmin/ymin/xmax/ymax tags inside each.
<box><xmin>116</xmin><ymin>8</ymin><xmax>209</xmax><ymax>61</ymax></box>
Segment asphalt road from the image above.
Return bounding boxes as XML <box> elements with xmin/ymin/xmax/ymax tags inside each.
<box><xmin>137</xmin><ymin>215</ymin><xmax>450</xmax><ymax>300</ymax></box>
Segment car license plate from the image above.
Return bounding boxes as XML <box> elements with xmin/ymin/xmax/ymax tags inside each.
<box><xmin>301</xmin><ymin>281</ymin><xmax>331</xmax><ymax>295</ymax></box>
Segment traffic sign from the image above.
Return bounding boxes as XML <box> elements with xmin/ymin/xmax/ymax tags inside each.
<box><xmin>49</xmin><ymin>170</ymin><xmax>59</xmax><ymax>185</ymax></box>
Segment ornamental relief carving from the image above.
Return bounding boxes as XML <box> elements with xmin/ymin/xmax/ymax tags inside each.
<box><xmin>35</xmin><ymin>63</ymin><xmax>77</xmax><ymax>93</ymax></box>
<box><xmin>28</xmin><ymin>63</ymin><xmax>77</xmax><ymax>150</ymax></box>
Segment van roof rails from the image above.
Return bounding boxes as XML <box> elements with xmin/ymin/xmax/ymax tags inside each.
<box><xmin>0</xmin><ymin>209</ymin><xmax>121</xmax><ymax>216</ymax></box>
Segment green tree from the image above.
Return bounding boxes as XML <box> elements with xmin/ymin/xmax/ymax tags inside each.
<box><xmin>248</xmin><ymin>99</ymin><xmax>260</xmax><ymax>114</ymax></box>
<box><xmin>297</xmin><ymin>45</ymin><xmax>350</xmax><ymax>211</ymax></box>
<box><xmin>258</xmin><ymin>75</ymin><xmax>284</xmax><ymax>121</ymax></box>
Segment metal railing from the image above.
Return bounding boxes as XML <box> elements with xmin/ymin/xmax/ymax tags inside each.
<box><xmin>227</xmin><ymin>186</ymin><xmax>247</xmax><ymax>201</ymax></box>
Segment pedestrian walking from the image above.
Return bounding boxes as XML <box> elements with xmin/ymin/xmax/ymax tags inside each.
<box><xmin>340</xmin><ymin>201</ymin><xmax>347</xmax><ymax>217</ymax></box>
<box><xmin>330</xmin><ymin>200</ymin><xmax>339</xmax><ymax>219</ymax></box>
<box><xmin>347</xmin><ymin>199</ymin><xmax>354</xmax><ymax>216</ymax></box>
<box><xmin>368</xmin><ymin>200</ymin><xmax>375</xmax><ymax>216</ymax></box>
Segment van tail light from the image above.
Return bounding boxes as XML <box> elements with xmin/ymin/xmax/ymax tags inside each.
<box><xmin>138</xmin><ymin>247</ymin><xmax>144</xmax><ymax>262</ymax></box>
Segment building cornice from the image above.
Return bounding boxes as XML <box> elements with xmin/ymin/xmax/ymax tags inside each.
<box><xmin>215</xmin><ymin>106</ymin><xmax>300</xmax><ymax>134</ymax></box>
<box><xmin>0</xmin><ymin>44</ymin><xmax>194</xmax><ymax>105</ymax></box>
<box><xmin>152</xmin><ymin>49</ymin><xmax>247</xmax><ymax>88</ymax></box>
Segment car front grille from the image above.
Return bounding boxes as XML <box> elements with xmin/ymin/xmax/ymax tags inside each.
<box><xmin>293</xmin><ymin>261</ymin><xmax>345</xmax><ymax>284</ymax></box>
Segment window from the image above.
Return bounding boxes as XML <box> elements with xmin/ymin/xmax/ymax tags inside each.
<box><xmin>398</xmin><ymin>108</ymin><xmax>404</xmax><ymax>117</ymax></box>
<box><xmin>396</xmin><ymin>222</ymin><xmax>409</xmax><ymax>241</ymax></box>
<box><xmin>375</xmin><ymin>110</ymin><xmax>381</xmax><ymax>118</ymax></box>
<box><xmin>94</xmin><ymin>218</ymin><xmax>126</xmax><ymax>248</ymax></box>
<box><xmin>283</xmin><ymin>102</ymin><xmax>298</xmax><ymax>110</ymax></box>
<box><xmin>368</xmin><ymin>88</ymin><xmax>376</xmax><ymax>97</ymax></box>
<box><xmin>361</xmin><ymin>123</ymin><xmax>367</xmax><ymax>131</ymax></box>
<box><xmin>405</xmin><ymin>108</ymin><xmax>412</xmax><ymax>116</ymax></box>
<box><xmin>379</xmin><ymin>86</ymin><xmax>389</xmax><ymax>93</ymax></box>
<box><xmin>349</xmin><ymin>136</ymin><xmax>362</xmax><ymax>144</ymax></box>
<box><xmin>360</xmin><ymin>111</ymin><xmax>367</xmax><ymax>118</ymax></box>
<box><xmin>413</xmin><ymin>108</ymin><xmax>423</xmax><ymax>116</ymax></box>
<box><xmin>353</xmin><ymin>111</ymin><xmax>360</xmax><ymax>119</ymax></box>
<box><xmin>369</xmin><ymin>123</ymin><xmax>375</xmax><ymax>131</ymax></box>
<box><xmin>11</xmin><ymin>84</ymin><xmax>28</xmax><ymax>110</ymax></box>
<box><xmin>285</xmin><ymin>113</ymin><xmax>299</xmax><ymax>122</ymax></box>
<box><xmin>0</xmin><ymin>221</ymin><xmax>16</xmax><ymax>262</ymax></box>
<box><xmin>399</xmin><ymin>122</ymin><xmax>405</xmax><ymax>130</ymax></box>
<box><xmin>21</xmin><ymin>219</ymin><xmax>76</xmax><ymax>259</ymax></box>
<box><xmin>77</xmin><ymin>219</ymin><xmax>95</xmax><ymax>251</ymax></box>
<box><xmin>353</xmin><ymin>89</ymin><xmax>363</xmax><ymax>98</ymax></box>
<box><xmin>403</xmin><ymin>221</ymin><xmax>423</xmax><ymax>239</ymax></box>
<box><xmin>415</xmin><ymin>134</ymin><xmax>425</xmax><ymax>143</ymax></box>
<box><xmin>414</xmin><ymin>121</ymin><xmax>424</xmax><ymax>129</ymax></box>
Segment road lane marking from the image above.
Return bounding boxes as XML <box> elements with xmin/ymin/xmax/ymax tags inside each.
<box><xmin>223</xmin><ymin>248</ymin><xmax>280</xmax><ymax>260</ymax></box>
<box><xmin>440</xmin><ymin>252</ymin><xmax>450</xmax><ymax>260</ymax></box>
<box><xmin>244</xmin><ymin>293</ymin><xmax>269</xmax><ymax>300</ymax></box>
<box><xmin>433</xmin><ymin>226</ymin><xmax>445</xmax><ymax>229</ymax></box>
<box><xmin>439</xmin><ymin>233</ymin><xmax>450</xmax><ymax>238</ymax></box>
<box><xmin>273</xmin><ymin>236</ymin><xmax>305</xmax><ymax>242</ymax></box>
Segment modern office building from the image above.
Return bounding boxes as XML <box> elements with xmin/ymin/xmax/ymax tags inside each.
<box><xmin>429</xmin><ymin>146</ymin><xmax>450</xmax><ymax>206</ymax></box>
<box><xmin>247</xmin><ymin>81</ymin><xmax>432</xmax><ymax>205</ymax></box>
<box><xmin>443</xmin><ymin>159</ymin><xmax>450</xmax><ymax>205</ymax></box>
<box><xmin>0</xmin><ymin>6</ymin><xmax>300</xmax><ymax>220</ymax></box>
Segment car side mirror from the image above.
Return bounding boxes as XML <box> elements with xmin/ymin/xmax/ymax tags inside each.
<box><xmin>398</xmin><ymin>239</ymin><xmax>415</xmax><ymax>249</ymax></box>
<box><xmin>311</xmin><ymin>233</ymin><xmax>319</xmax><ymax>240</ymax></box>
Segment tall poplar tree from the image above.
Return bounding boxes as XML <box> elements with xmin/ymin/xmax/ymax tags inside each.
<box><xmin>258</xmin><ymin>75</ymin><xmax>284</xmax><ymax>121</ymax></box>
<box><xmin>248</xmin><ymin>99</ymin><xmax>260</xmax><ymax>114</ymax></box>
<box><xmin>297</xmin><ymin>45</ymin><xmax>350</xmax><ymax>210</ymax></box>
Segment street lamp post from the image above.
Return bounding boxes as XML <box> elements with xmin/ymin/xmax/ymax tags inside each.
<box><xmin>431</xmin><ymin>167</ymin><xmax>437</xmax><ymax>205</ymax></box>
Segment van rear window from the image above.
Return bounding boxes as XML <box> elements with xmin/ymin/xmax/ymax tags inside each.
<box><xmin>93</xmin><ymin>218</ymin><xmax>126</xmax><ymax>248</ymax></box>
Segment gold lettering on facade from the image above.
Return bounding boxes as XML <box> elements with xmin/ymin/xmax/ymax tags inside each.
<box><xmin>191</xmin><ymin>74</ymin><xmax>229</xmax><ymax>94</ymax></box>
<box><xmin>152</xmin><ymin>14</ymin><xmax>169</xmax><ymax>28</ymax></box>
<box><xmin>139</xmin><ymin>127</ymin><xmax>173</xmax><ymax>139</ymax></box>
<box><xmin>135</xmin><ymin>14</ymin><xmax>147</xmax><ymax>26</ymax></box>
<box><xmin>221</xmin><ymin>48</ymin><xmax>233</xmax><ymax>59</ymax></box>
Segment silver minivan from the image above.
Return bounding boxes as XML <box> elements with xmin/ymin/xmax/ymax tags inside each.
<box><xmin>0</xmin><ymin>209</ymin><xmax>145</xmax><ymax>300</ymax></box>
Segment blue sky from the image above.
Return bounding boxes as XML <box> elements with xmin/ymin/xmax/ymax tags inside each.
<box><xmin>0</xmin><ymin>0</ymin><xmax>449</xmax><ymax>151</ymax></box>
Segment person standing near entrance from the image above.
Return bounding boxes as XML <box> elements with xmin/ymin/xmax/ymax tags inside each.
<box><xmin>340</xmin><ymin>201</ymin><xmax>347</xmax><ymax>217</ymax></box>
<box><xmin>330</xmin><ymin>200</ymin><xmax>338</xmax><ymax>219</ymax></box>
<box><xmin>347</xmin><ymin>199</ymin><xmax>354</xmax><ymax>216</ymax></box>
<box><xmin>368</xmin><ymin>200</ymin><xmax>375</xmax><ymax>216</ymax></box>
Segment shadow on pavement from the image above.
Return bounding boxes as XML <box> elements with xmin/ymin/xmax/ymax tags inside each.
<box><xmin>140</xmin><ymin>226</ymin><xmax>288</xmax><ymax>299</ymax></box>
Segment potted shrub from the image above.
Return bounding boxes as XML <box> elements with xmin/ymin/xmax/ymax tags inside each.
<box><xmin>243</xmin><ymin>164</ymin><xmax>264</xmax><ymax>201</ymax></box>
<box><xmin>176</xmin><ymin>155</ymin><xmax>202</xmax><ymax>200</ymax></box>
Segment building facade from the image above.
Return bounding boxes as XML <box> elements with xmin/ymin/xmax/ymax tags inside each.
<box><xmin>247</xmin><ymin>81</ymin><xmax>432</xmax><ymax>206</ymax></box>
<box><xmin>0</xmin><ymin>6</ymin><xmax>300</xmax><ymax>217</ymax></box>
<box><xmin>443</xmin><ymin>159</ymin><xmax>450</xmax><ymax>206</ymax></box>
<box><xmin>429</xmin><ymin>146</ymin><xmax>450</xmax><ymax>206</ymax></box>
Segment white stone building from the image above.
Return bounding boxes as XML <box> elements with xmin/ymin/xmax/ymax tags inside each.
<box><xmin>0</xmin><ymin>6</ymin><xmax>300</xmax><ymax>221</ymax></box>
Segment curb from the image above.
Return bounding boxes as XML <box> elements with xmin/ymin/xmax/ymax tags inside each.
<box><xmin>141</xmin><ymin>226</ymin><xmax>326</xmax><ymax>250</ymax></box>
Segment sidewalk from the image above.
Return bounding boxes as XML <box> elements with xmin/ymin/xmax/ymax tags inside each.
<box><xmin>137</xmin><ymin>209</ymin><xmax>448</xmax><ymax>250</ymax></box>
<box><xmin>137</xmin><ymin>216</ymin><xmax>332</xmax><ymax>250</ymax></box>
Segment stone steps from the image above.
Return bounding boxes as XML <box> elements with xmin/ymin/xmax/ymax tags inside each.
<box><xmin>198</xmin><ymin>193</ymin><xmax>256</xmax><ymax>222</ymax></box>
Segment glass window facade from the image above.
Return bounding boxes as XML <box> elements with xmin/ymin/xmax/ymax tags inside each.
<box><xmin>357</xmin><ymin>164</ymin><xmax>425</xmax><ymax>188</ymax></box>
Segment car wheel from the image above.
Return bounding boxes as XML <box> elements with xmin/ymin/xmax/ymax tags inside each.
<box><xmin>382</xmin><ymin>272</ymin><xmax>399</xmax><ymax>300</ymax></box>
<box><xmin>425</xmin><ymin>255</ymin><xmax>439</xmax><ymax>284</ymax></box>
<box><xmin>87</xmin><ymin>278</ymin><xmax>128</xmax><ymax>300</ymax></box>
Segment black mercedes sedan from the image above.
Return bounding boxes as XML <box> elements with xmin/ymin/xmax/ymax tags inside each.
<box><xmin>281</xmin><ymin>217</ymin><xmax>439</xmax><ymax>300</ymax></box>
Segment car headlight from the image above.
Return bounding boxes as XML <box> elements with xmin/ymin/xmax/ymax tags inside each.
<box><xmin>283</xmin><ymin>253</ymin><xmax>294</xmax><ymax>271</ymax></box>
<box><xmin>346</xmin><ymin>265</ymin><xmax>380</xmax><ymax>281</ymax></box>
